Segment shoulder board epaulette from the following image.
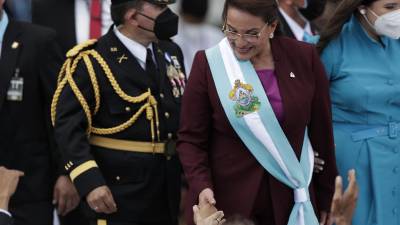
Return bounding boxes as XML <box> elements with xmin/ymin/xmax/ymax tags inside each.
<box><xmin>66</xmin><ymin>39</ymin><xmax>98</xmax><ymax>58</ymax></box>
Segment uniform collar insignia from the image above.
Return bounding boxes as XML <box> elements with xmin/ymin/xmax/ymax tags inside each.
<box><xmin>117</xmin><ymin>54</ymin><xmax>128</xmax><ymax>63</ymax></box>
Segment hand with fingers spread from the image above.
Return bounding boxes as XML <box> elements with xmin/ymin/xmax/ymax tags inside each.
<box><xmin>314</xmin><ymin>151</ymin><xmax>325</xmax><ymax>174</ymax></box>
<box><xmin>86</xmin><ymin>186</ymin><xmax>117</xmax><ymax>214</ymax></box>
<box><xmin>53</xmin><ymin>175</ymin><xmax>80</xmax><ymax>216</ymax></box>
<box><xmin>193</xmin><ymin>205</ymin><xmax>225</xmax><ymax>225</ymax></box>
<box><xmin>328</xmin><ymin>169</ymin><xmax>358</xmax><ymax>225</ymax></box>
<box><xmin>0</xmin><ymin>166</ymin><xmax>24</xmax><ymax>210</ymax></box>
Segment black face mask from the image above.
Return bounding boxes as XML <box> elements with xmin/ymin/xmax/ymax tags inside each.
<box><xmin>138</xmin><ymin>8</ymin><xmax>179</xmax><ymax>40</ymax></box>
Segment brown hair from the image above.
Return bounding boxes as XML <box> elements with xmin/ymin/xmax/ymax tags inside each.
<box><xmin>317</xmin><ymin>0</ymin><xmax>377</xmax><ymax>53</ymax></box>
<box><xmin>222</xmin><ymin>0</ymin><xmax>279</xmax><ymax>24</ymax></box>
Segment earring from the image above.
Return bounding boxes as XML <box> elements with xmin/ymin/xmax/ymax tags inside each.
<box><xmin>269</xmin><ymin>32</ymin><xmax>274</xmax><ymax>39</ymax></box>
<box><xmin>360</xmin><ymin>9</ymin><xmax>366</xmax><ymax>15</ymax></box>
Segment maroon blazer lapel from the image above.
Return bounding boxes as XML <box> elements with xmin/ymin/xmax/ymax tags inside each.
<box><xmin>270</xmin><ymin>37</ymin><xmax>314</xmax><ymax>158</ymax></box>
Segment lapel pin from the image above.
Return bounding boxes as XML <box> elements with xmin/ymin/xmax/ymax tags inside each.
<box><xmin>117</xmin><ymin>54</ymin><xmax>128</xmax><ymax>64</ymax></box>
<box><xmin>290</xmin><ymin>72</ymin><xmax>296</xmax><ymax>78</ymax></box>
<box><xmin>12</xmin><ymin>41</ymin><xmax>19</xmax><ymax>49</ymax></box>
<box><xmin>110</xmin><ymin>47</ymin><xmax>118</xmax><ymax>52</ymax></box>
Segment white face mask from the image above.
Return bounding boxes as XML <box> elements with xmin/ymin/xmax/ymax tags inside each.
<box><xmin>364</xmin><ymin>8</ymin><xmax>400</xmax><ymax>39</ymax></box>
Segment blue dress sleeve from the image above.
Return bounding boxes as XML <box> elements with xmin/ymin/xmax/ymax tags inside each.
<box><xmin>320</xmin><ymin>39</ymin><xmax>341</xmax><ymax>81</ymax></box>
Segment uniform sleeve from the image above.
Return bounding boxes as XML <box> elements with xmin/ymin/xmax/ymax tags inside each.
<box><xmin>177</xmin><ymin>51</ymin><xmax>214</xmax><ymax>198</ymax></box>
<box><xmin>308</xmin><ymin>46</ymin><xmax>338</xmax><ymax>212</ymax></box>
<box><xmin>54</xmin><ymin>58</ymin><xmax>106</xmax><ymax>198</ymax></box>
<box><xmin>37</xmin><ymin>29</ymin><xmax>66</xmax><ymax>177</ymax></box>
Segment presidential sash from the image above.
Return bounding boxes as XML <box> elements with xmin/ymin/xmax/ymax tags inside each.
<box><xmin>205</xmin><ymin>38</ymin><xmax>318</xmax><ymax>225</ymax></box>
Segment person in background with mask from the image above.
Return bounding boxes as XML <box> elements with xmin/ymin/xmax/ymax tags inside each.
<box><xmin>318</xmin><ymin>0</ymin><xmax>400</xmax><ymax>224</ymax></box>
<box><xmin>172</xmin><ymin>0</ymin><xmax>223</xmax><ymax>73</ymax></box>
<box><xmin>277</xmin><ymin>0</ymin><xmax>326</xmax><ymax>43</ymax></box>
<box><xmin>52</xmin><ymin>0</ymin><xmax>185</xmax><ymax>224</ymax></box>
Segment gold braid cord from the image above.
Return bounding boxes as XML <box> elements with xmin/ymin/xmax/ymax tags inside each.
<box><xmin>51</xmin><ymin>40</ymin><xmax>160</xmax><ymax>144</ymax></box>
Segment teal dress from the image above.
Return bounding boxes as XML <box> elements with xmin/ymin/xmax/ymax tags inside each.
<box><xmin>321</xmin><ymin>15</ymin><xmax>400</xmax><ymax>225</ymax></box>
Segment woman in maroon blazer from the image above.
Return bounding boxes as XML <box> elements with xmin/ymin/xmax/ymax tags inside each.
<box><xmin>177</xmin><ymin>0</ymin><xmax>337</xmax><ymax>225</ymax></box>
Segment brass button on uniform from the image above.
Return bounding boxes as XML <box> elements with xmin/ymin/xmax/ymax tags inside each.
<box><xmin>125</xmin><ymin>106</ymin><xmax>131</xmax><ymax>112</ymax></box>
<box><xmin>164</xmin><ymin>112</ymin><xmax>170</xmax><ymax>119</ymax></box>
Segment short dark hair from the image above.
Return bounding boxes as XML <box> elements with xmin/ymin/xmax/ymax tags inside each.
<box><xmin>222</xmin><ymin>0</ymin><xmax>278</xmax><ymax>24</ymax></box>
<box><xmin>111</xmin><ymin>0</ymin><xmax>144</xmax><ymax>26</ymax></box>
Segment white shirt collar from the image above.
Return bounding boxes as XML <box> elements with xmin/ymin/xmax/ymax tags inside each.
<box><xmin>0</xmin><ymin>11</ymin><xmax>9</xmax><ymax>58</ymax></box>
<box><xmin>0</xmin><ymin>209</ymin><xmax>11</xmax><ymax>217</ymax></box>
<box><xmin>0</xmin><ymin>11</ymin><xmax>9</xmax><ymax>44</ymax></box>
<box><xmin>113</xmin><ymin>26</ymin><xmax>153</xmax><ymax>69</ymax></box>
<box><xmin>279</xmin><ymin>7</ymin><xmax>312</xmax><ymax>41</ymax></box>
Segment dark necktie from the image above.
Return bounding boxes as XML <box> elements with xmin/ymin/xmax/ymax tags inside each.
<box><xmin>90</xmin><ymin>0</ymin><xmax>102</xmax><ymax>39</ymax></box>
<box><xmin>146</xmin><ymin>48</ymin><xmax>159</xmax><ymax>85</ymax></box>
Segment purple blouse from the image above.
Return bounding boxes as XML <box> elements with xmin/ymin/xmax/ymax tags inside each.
<box><xmin>256</xmin><ymin>69</ymin><xmax>284</xmax><ymax>122</ymax></box>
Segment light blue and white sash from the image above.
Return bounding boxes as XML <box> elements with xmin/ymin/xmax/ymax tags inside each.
<box><xmin>205</xmin><ymin>38</ymin><xmax>318</xmax><ymax>225</ymax></box>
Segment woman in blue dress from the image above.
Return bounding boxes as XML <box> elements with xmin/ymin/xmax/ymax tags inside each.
<box><xmin>318</xmin><ymin>0</ymin><xmax>400</xmax><ymax>224</ymax></box>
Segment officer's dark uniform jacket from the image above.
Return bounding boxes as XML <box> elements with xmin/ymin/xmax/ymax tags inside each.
<box><xmin>52</xmin><ymin>28</ymin><xmax>185</xmax><ymax>223</ymax></box>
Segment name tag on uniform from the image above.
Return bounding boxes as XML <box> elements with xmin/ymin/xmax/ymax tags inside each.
<box><xmin>7</xmin><ymin>76</ymin><xmax>24</xmax><ymax>101</ymax></box>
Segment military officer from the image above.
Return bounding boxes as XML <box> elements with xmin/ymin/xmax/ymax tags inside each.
<box><xmin>52</xmin><ymin>0</ymin><xmax>185</xmax><ymax>225</ymax></box>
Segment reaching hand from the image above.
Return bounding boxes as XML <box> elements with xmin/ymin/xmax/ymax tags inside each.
<box><xmin>314</xmin><ymin>151</ymin><xmax>325</xmax><ymax>173</ymax></box>
<box><xmin>328</xmin><ymin>169</ymin><xmax>358</xmax><ymax>225</ymax></box>
<box><xmin>193</xmin><ymin>205</ymin><xmax>225</xmax><ymax>225</ymax></box>
<box><xmin>0</xmin><ymin>167</ymin><xmax>24</xmax><ymax>210</ymax></box>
